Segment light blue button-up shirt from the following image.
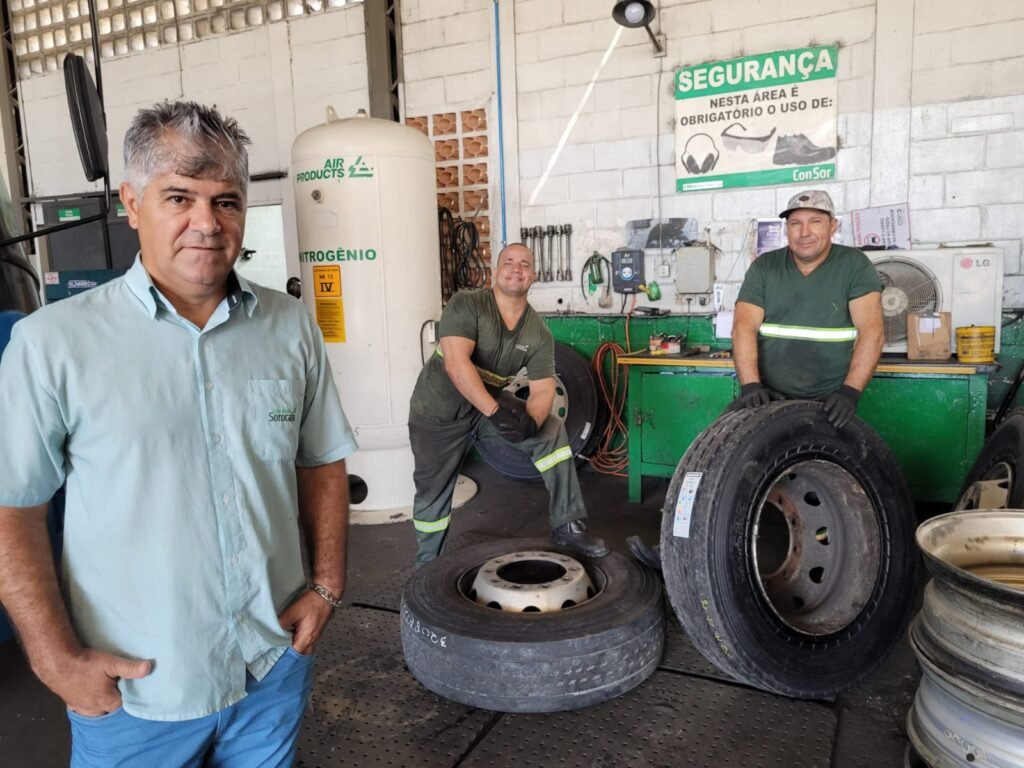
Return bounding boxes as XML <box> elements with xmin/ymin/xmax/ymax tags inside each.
<box><xmin>0</xmin><ymin>257</ymin><xmax>357</xmax><ymax>721</ymax></box>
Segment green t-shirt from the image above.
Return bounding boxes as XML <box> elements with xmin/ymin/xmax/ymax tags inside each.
<box><xmin>736</xmin><ymin>244</ymin><xmax>881</xmax><ymax>398</ymax></box>
<box><xmin>409</xmin><ymin>288</ymin><xmax>555</xmax><ymax>424</ymax></box>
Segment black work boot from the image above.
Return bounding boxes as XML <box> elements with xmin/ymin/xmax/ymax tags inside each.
<box><xmin>551</xmin><ymin>519</ymin><xmax>609</xmax><ymax>558</ymax></box>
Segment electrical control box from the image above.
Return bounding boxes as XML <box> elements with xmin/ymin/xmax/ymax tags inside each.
<box><xmin>674</xmin><ymin>245</ymin><xmax>715</xmax><ymax>313</ymax></box>
<box><xmin>611</xmin><ymin>248</ymin><xmax>644</xmax><ymax>294</ymax></box>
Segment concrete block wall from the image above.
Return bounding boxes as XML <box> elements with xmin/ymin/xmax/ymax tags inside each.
<box><xmin>11</xmin><ymin>0</ymin><xmax>1024</xmax><ymax>313</ymax></box>
<box><xmin>515</xmin><ymin>0</ymin><xmax>1024</xmax><ymax>313</ymax></box>
<box><xmin>17</xmin><ymin>3</ymin><xmax>368</xmax><ymax>275</ymax></box>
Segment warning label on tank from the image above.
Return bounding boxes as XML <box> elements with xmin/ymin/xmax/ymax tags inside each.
<box><xmin>313</xmin><ymin>266</ymin><xmax>342</xmax><ymax>297</ymax></box>
<box><xmin>315</xmin><ymin>298</ymin><xmax>346</xmax><ymax>343</ymax></box>
<box><xmin>673</xmin><ymin>472</ymin><xmax>702</xmax><ymax>538</ymax></box>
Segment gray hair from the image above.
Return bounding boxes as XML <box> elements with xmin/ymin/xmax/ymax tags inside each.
<box><xmin>123</xmin><ymin>101</ymin><xmax>251</xmax><ymax>197</ymax></box>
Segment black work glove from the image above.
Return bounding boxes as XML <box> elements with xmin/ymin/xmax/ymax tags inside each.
<box><xmin>726</xmin><ymin>383</ymin><xmax>783</xmax><ymax>412</ymax></box>
<box><xmin>822</xmin><ymin>384</ymin><xmax>861</xmax><ymax>429</ymax></box>
<box><xmin>487</xmin><ymin>391</ymin><xmax>538</xmax><ymax>443</ymax></box>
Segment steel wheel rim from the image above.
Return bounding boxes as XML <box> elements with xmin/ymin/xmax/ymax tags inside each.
<box><xmin>752</xmin><ymin>459</ymin><xmax>882</xmax><ymax>636</ymax></box>
<box><xmin>955</xmin><ymin>461</ymin><xmax>1013</xmax><ymax>511</ymax></box>
<box><xmin>457</xmin><ymin>550</ymin><xmax>602</xmax><ymax>613</ymax></box>
<box><xmin>506</xmin><ymin>367</ymin><xmax>569</xmax><ymax>422</ymax></box>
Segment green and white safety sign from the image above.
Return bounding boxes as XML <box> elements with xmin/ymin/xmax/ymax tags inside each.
<box><xmin>675</xmin><ymin>46</ymin><xmax>838</xmax><ymax>193</ymax></box>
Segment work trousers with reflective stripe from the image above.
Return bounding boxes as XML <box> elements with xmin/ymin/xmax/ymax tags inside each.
<box><xmin>408</xmin><ymin>413</ymin><xmax>587</xmax><ymax>566</ymax></box>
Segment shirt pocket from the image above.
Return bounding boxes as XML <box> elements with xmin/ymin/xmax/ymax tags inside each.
<box><xmin>248</xmin><ymin>379</ymin><xmax>301</xmax><ymax>462</ymax></box>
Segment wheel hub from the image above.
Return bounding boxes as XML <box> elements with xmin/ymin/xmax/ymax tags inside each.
<box><xmin>506</xmin><ymin>368</ymin><xmax>569</xmax><ymax>422</ymax></box>
<box><xmin>954</xmin><ymin>461</ymin><xmax>1013</xmax><ymax>510</ymax></box>
<box><xmin>468</xmin><ymin>551</ymin><xmax>595</xmax><ymax>612</ymax></box>
<box><xmin>753</xmin><ymin>460</ymin><xmax>881</xmax><ymax>635</ymax></box>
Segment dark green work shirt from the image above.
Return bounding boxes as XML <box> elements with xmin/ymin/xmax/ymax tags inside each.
<box><xmin>409</xmin><ymin>289</ymin><xmax>555</xmax><ymax>424</ymax></box>
<box><xmin>737</xmin><ymin>244</ymin><xmax>881</xmax><ymax>398</ymax></box>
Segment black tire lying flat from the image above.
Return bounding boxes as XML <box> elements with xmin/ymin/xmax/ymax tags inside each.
<box><xmin>954</xmin><ymin>410</ymin><xmax>1024</xmax><ymax>510</ymax></box>
<box><xmin>660</xmin><ymin>401</ymin><xmax>918</xmax><ymax>699</ymax></box>
<box><xmin>400</xmin><ymin>538</ymin><xmax>664</xmax><ymax>712</ymax></box>
<box><xmin>476</xmin><ymin>342</ymin><xmax>604</xmax><ymax>480</ymax></box>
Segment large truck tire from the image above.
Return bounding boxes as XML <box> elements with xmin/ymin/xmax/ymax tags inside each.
<box><xmin>400</xmin><ymin>538</ymin><xmax>664</xmax><ymax>712</ymax></box>
<box><xmin>660</xmin><ymin>400</ymin><xmax>918</xmax><ymax>699</ymax></box>
<box><xmin>476</xmin><ymin>342</ymin><xmax>604</xmax><ymax>481</ymax></box>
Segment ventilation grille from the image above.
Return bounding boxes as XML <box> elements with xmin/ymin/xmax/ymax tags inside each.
<box><xmin>875</xmin><ymin>259</ymin><xmax>940</xmax><ymax>344</ymax></box>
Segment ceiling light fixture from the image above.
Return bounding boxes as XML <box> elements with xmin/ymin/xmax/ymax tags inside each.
<box><xmin>612</xmin><ymin>0</ymin><xmax>665</xmax><ymax>56</ymax></box>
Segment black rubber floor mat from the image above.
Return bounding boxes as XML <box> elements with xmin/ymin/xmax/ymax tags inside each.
<box><xmin>461</xmin><ymin>668</ymin><xmax>837</xmax><ymax>767</ymax></box>
<box><xmin>296</xmin><ymin>606</ymin><xmax>494</xmax><ymax>768</ymax></box>
<box><xmin>659</xmin><ymin>609</ymin><xmax>732</xmax><ymax>681</ymax></box>
<box><xmin>660</xmin><ymin>601</ymin><xmax>837</xmax><ymax>702</ymax></box>
<box><xmin>346</xmin><ymin>530</ymin><xmax>509</xmax><ymax>612</ymax></box>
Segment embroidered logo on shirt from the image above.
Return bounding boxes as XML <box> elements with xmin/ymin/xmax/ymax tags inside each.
<box><xmin>268</xmin><ymin>408</ymin><xmax>296</xmax><ymax>423</ymax></box>
<box><xmin>515</xmin><ymin>344</ymin><xmax>530</xmax><ymax>352</ymax></box>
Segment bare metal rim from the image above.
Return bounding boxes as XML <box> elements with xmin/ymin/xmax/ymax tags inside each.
<box><xmin>465</xmin><ymin>550</ymin><xmax>595</xmax><ymax>613</ymax></box>
<box><xmin>916</xmin><ymin>510</ymin><xmax>1024</xmax><ymax>607</ymax></box>
<box><xmin>506</xmin><ymin>367</ymin><xmax>569</xmax><ymax>423</ymax></box>
<box><xmin>751</xmin><ymin>459</ymin><xmax>881</xmax><ymax>636</ymax></box>
<box><xmin>908</xmin><ymin>646</ymin><xmax>1024</xmax><ymax>768</ymax></box>
<box><xmin>954</xmin><ymin>461</ymin><xmax>1013</xmax><ymax>511</ymax></box>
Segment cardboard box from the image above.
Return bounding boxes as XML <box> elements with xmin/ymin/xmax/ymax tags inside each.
<box><xmin>907</xmin><ymin>312</ymin><xmax>951</xmax><ymax>360</ymax></box>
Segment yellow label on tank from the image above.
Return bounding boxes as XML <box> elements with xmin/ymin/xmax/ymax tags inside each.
<box><xmin>316</xmin><ymin>298</ymin><xmax>345</xmax><ymax>343</ymax></box>
<box><xmin>313</xmin><ymin>265</ymin><xmax>342</xmax><ymax>298</ymax></box>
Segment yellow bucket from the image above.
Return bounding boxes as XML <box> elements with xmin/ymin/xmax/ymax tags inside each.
<box><xmin>956</xmin><ymin>325</ymin><xmax>996</xmax><ymax>363</ymax></box>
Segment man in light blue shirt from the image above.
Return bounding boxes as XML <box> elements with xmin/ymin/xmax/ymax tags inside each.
<box><xmin>0</xmin><ymin>101</ymin><xmax>357</xmax><ymax>766</ymax></box>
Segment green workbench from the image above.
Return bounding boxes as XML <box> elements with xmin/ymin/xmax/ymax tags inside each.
<box><xmin>619</xmin><ymin>354</ymin><xmax>987</xmax><ymax>505</ymax></box>
<box><xmin>544</xmin><ymin>314</ymin><xmax>989</xmax><ymax>506</ymax></box>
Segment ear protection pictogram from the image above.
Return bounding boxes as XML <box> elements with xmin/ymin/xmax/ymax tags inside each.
<box><xmin>681</xmin><ymin>133</ymin><xmax>720</xmax><ymax>175</ymax></box>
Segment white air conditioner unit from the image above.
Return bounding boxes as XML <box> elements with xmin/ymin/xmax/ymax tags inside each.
<box><xmin>869</xmin><ymin>247</ymin><xmax>1003</xmax><ymax>354</ymax></box>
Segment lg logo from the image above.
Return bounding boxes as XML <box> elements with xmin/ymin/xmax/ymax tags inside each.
<box><xmin>960</xmin><ymin>258</ymin><xmax>992</xmax><ymax>269</ymax></box>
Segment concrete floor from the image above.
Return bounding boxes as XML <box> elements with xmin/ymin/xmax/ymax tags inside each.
<box><xmin>0</xmin><ymin>456</ymin><xmax>922</xmax><ymax>767</ymax></box>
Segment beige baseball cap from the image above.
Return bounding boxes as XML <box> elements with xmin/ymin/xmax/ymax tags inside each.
<box><xmin>779</xmin><ymin>190</ymin><xmax>836</xmax><ymax>219</ymax></box>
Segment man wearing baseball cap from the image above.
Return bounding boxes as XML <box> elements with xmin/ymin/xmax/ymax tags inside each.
<box><xmin>727</xmin><ymin>190</ymin><xmax>883</xmax><ymax>428</ymax></box>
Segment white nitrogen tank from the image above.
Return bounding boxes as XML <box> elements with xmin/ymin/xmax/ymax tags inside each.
<box><xmin>292</xmin><ymin>108</ymin><xmax>441</xmax><ymax>520</ymax></box>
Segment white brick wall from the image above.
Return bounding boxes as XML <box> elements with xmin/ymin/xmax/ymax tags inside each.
<box><xmin>18</xmin><ymin>5</ymin><xmax>366</xmax><ymax>283</ymax></box>
<box><xmin>15</xmin><ymin>0</ymin><xmax>1024</xmax><ymax>311</ymax></box>
<box><xmin>503</xmin><ymin>1</ymin><xmax>1024</xmax><ymax>311</ymax></box>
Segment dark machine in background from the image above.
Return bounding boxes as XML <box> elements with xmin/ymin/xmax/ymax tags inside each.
<box><xmin>0</xmin><ymin>0</ymin><xmax>116</xmax><ymax>310</ymax></box>
<box><xmin>41</xmin><ymin>194</ymin><xmax>138</xmax><ymax>271</ymax></box>
<box><xmin>0</xmin><ymin>218</ymin><xmax>40</xmax><ymax>314</ymax></box>
<box><xmin>611</xmin><ymin>247</ymin><xmax>645</xmax><ymax>294</ymax></box>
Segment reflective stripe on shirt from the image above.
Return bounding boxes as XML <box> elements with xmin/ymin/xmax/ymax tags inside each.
<box><xmin>759</xmin><ymin>323</ymin><xmax>858</xmax><ymax>342</ymax></box>
<box><xmin>434</xmin><ymin>345</ymin><xmax>516</xmax><ymax>387</ymax></box>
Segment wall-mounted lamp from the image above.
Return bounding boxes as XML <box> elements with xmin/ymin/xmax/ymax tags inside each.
<box><xmin>612</xmin><ymin>0</ymin><xmax>665</xmax><ymax>56</ymax></box>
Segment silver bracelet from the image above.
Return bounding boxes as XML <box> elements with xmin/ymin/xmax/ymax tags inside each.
<box><xmin>309</xmin><ymin>582</ymin><xmax>343</xmax><ymax>609</ymax></box>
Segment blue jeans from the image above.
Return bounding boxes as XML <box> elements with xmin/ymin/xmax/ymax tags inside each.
<box><xmin>68</xmin><ymin>648</ymin><xmax>315</xmax><ymax>768</ymax></box>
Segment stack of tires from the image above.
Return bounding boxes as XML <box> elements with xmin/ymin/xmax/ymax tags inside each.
<box><xmin>906</xmin><ymin>510</ymin><xmax>1024</xmax><ymax>767</ymax></box>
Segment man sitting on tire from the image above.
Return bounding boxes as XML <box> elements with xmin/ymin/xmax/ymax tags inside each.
<box><xmin>728</xmin><ymin>190</ymin><xmax>884</xmax><ymax>428</ymax></box>
<box><xmin>408</xmin><ymin>243</ymin><xmax>608</xmax><ymax>567</ymax></box>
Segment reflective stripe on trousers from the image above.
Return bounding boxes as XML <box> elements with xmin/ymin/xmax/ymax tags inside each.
<box><xmin>534</xmin><ymin>445</ymin><xmax>573</xmax><ymax>473</ymax></box>
<box><xmin>413</xmin><ymin>515</ymin><xmax>451</xmax><ymax>533</ymax></box>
